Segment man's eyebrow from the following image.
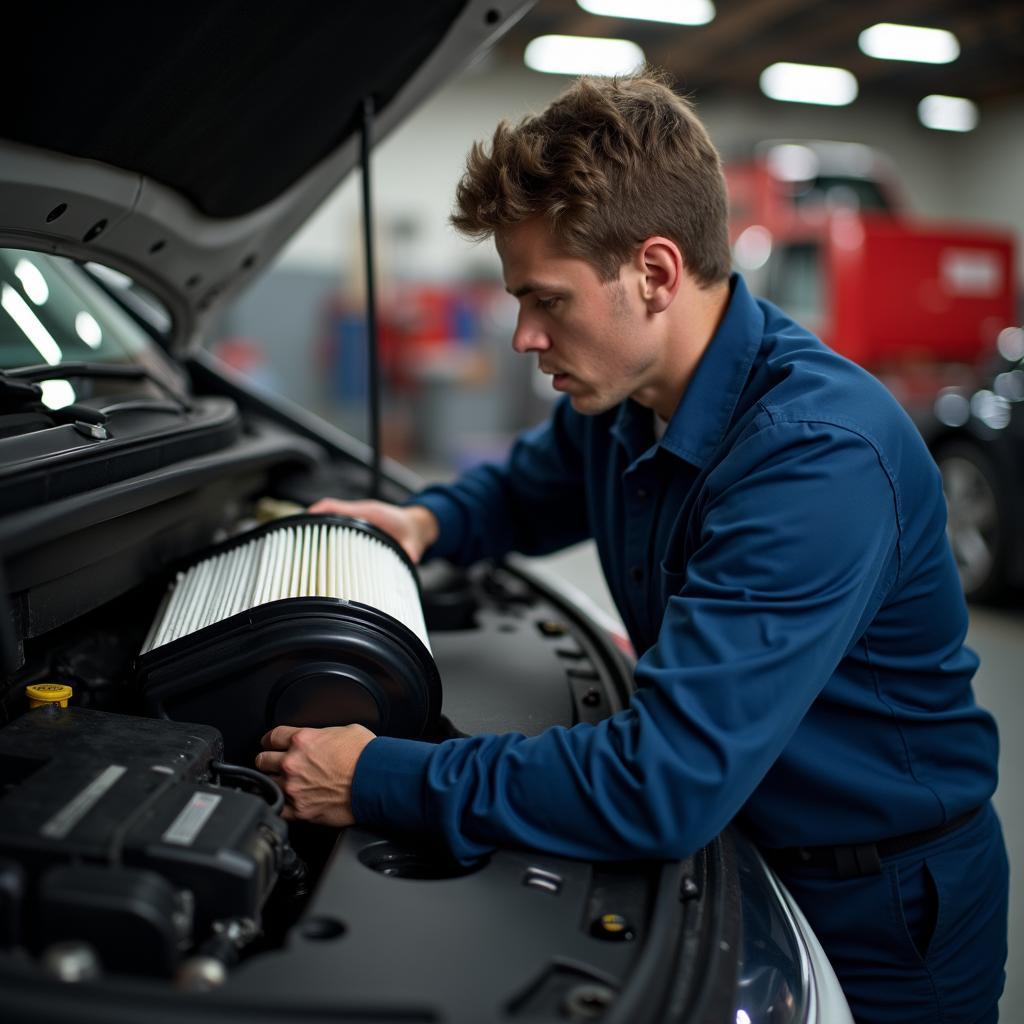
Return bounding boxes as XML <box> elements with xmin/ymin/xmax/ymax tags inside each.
<box><xmin>506</xmin><ymin>281</ymin><xmax>561</xmax><ymax>298</ymax></box>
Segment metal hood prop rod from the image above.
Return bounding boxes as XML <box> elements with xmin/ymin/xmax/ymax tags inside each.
<box><xmin>360</xmin><ymin>96</ymin><xmax>382</xmax><ymax>499</ymax></box>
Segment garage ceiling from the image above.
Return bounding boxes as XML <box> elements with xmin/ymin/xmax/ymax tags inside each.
<box><xmin>496</xmin><ymin>0</ymin><xmax>1024</xmax><ymax>104</ymax></box>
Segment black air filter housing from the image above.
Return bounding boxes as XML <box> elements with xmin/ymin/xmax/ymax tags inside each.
<box><xmin>137</xmin><ymin>515</ymin><xmax>441</xmax><ymax>764</ymax></box>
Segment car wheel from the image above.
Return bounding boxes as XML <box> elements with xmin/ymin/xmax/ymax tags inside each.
<box><xmin>934</xmin><ymin>440</ymin><xmax>1007</xmax><ymax>602</ymax></box>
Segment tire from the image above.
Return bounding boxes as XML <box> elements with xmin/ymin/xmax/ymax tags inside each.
<box><xmin>933</xmin><ymin>440</ymin><xmax>1009</xmax><ymax>602</ymax></box>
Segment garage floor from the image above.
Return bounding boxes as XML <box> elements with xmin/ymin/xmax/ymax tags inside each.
<box><xmin>527</xmin><ymin>541</ymin><xmax>1023</xmax><ymax>1014</ymax></box>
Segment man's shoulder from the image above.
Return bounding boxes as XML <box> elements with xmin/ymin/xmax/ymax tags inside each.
<box><xmin>751</xmin><ymin>303</ymin><xmax>914</xmax><ymax>452</ymax></box>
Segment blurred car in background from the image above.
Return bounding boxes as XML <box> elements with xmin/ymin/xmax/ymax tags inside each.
<box><xmin>0</xmin><ymin>4</ymin><xmax>852</xmax><ymax>1023</ymax></box>
<box><xmin>927</xmin><ymin>329</ymin><xmax>1024</xmax><ymax>600</ymax></box>
<box><xmin>726</xmin><ymin>141</ymin><xmax>1022</xmax><ymax>599</ymax></box>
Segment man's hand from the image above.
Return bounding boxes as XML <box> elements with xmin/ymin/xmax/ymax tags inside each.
<box><xmin>256</xmin><ymin>724</ymin><xmax>376</xmax><ymax>826</ymax></box>
<box><xmin>307</xmin><ymin>498</ymin><xmax>439</xmax><ymax>564</ymax></box>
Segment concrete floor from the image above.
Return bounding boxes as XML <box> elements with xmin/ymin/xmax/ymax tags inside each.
<box><xmin>527</xmin><ymin>541</ymin><xmax>1023</xmax><ymax>1015</ymax></box>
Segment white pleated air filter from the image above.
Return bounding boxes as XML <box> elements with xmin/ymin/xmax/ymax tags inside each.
<box><xmin>136</xmin><ymin>515</ymin><xmax>441</xmax><ymax>761</ymax></box>
<box><xmin>142</xmin><ymin>518</ymin><xmax>429</xmax><ymax>655</ymax></box>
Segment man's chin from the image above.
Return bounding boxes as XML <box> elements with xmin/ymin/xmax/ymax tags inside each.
<box><xmin>568</xmin><ymin>391</ymin><xmax>617</xmax><ymax>416</ymax></box>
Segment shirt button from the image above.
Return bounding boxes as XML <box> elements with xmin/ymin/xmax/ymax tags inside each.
<box><xmin>636</xmin><ymin>488</ymin><xmax>649</xmax><ymax>499</ymax></box>
<box><xmin>629</xmin><ymin>566</ymin><xmax>643</xmax><ymax>583</ymax></box>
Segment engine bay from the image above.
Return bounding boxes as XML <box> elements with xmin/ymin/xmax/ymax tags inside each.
<box><xmin>0</xmin><ymin>440</ymin><xmax>643</xmax><ymax>1005</ymax></box>
<box><xmin>0</xmin><ymin>363</ymin><xmax>740</xmax><ymax>1024</ymax></box>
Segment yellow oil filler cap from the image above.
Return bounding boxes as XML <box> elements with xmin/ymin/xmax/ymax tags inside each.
<box><xmin>26</xmin><ymin>683</ymin><xmax>73</xmax><ymax>708</ymax></box>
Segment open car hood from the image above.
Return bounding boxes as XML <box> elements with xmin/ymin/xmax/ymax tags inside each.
<box><xmin>0</xmin><ymin>1</ymin><xmax>529</xmax><ymax>355</ymax></box>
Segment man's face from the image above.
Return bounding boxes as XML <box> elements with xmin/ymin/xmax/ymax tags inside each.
<box><xmin>497</xmin><ymin>218</ymin><xmax>661</xmax><ymax>416</ymax></box>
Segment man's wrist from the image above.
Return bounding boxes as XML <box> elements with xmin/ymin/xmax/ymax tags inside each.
<box><xmin>352</xmin><ymin>735</ymin><xmax>437</xmax><ymax>831</ymax></box>
<box><xmin>406</xmin><ymin>504</ymin><xmax>440</xmax><ymax>553</ymax></box>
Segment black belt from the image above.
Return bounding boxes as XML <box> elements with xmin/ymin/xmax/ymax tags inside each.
<box><xmin>760</xmin><ymin>806</ymin><xmax>981</xmax><ymax>880</ymax></box>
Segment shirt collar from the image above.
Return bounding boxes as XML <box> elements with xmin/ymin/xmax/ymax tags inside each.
<box><xmin>658</xmin><ymin>272</ymin><xmax>765</xmax><ymax>469</ymax></box>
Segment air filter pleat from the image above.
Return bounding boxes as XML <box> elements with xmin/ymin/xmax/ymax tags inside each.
<box><xmin>142</xmin><ymin>522</ymin><xmax>430</xmax><ymax>655</ymax></box>
<box><xmin>214</xmin><ymin>547</ymin><xmax>240</xmax><ymax>624</ymax></box>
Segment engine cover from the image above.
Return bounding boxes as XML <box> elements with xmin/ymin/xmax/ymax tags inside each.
<box><xmin>0</xmin><ymin>706</ymin><xmax>287</xmax><ymax>974</ymax></box>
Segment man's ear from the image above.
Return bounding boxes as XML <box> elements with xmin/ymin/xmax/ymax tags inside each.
<box><xmin>637</xmin><ymin>237</ymin><xmax>683</xmax><ymax>313</ymax></box>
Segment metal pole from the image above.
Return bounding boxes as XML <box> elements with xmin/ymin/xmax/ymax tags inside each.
<box><xmin>360</xmin><ymin>95</ymin><xmax>382</xmax><ymax>499</ymax></box>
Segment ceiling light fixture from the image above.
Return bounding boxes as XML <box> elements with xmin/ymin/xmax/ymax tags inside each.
<box><xmin>576</xmin><ymin>0</ymin><xmax>715</xmax><ymax>26</ymax></box>
<box><xmin>759</xmin><ymin>63</ymin><xmax>858</xmax><ymax>107</ymax></box>
<box><xmin>1</xmin><ymin>283</ymin><xmax>63</xmax><ymax>365</ymax></box>
<box><xmin>40</xmin><ymin>380</ymin><xmax>76</xmax><ymax>411</ymax></box>
<box><xmin>75</xmin><ymin>311</ymin><xmax>103</xmax><ymax>349</ymax></box>
<box><xmin>858</xmin><ymin>23</ymin><xmax>960</xmax><ymax>64</ymax></box>
<box><xmin>525</xmin><ymin>35</ymin><xmax>645</xmax><ymax>76</ymax></box>
<box><xmin>918</xmin><ymin>94</ymin><xmax>979</xmax><ymax>132</ymax></box>
<box><xmin>14</xmin><ymin>259</ymin><xmax>50</xmax><ymax>305</ymax></box>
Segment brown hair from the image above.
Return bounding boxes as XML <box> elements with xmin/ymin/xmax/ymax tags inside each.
<box><xmin>451</xmin><ymin>71</ymin><xmax>731</xmax><ymax>286</ymax></box>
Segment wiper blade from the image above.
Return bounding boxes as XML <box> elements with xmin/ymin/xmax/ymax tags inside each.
<box><xmin>4</xmin><ymin>362</ymin><xmax>192</xmax><ymax>411</ymax></box>
<box><xmin>98</xmin><ymin>399</ymin><xmax>188</xmax><ymax>418</ymax></box>
<box><xmin>0</xmin><ymin>366</ymin><xmax>193</xmax><ymax>441</ymax></box>
<box><xmin>0</xmin><ymin>374</ymin><xmax>43</xmax><ymax>405</ymax></box>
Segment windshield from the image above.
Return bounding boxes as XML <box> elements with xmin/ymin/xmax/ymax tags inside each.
<box><xmin>0</xmin><ymin>249</ymin><xmax>180</xmax><ymax>408</ymax></box>
<box><xmin>769</xmin><ymin>242</ymin><xmax>825</xmax><ymax>330</ymax></box>
<box><xmin>788</xmin><ymin>175</ymin><xmax>892</xmax><ymax>213</ymax></box>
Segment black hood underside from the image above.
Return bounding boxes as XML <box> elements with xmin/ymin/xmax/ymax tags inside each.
<box><xmin>7</xmin><ymin>1</ymin><xmax>468</xmax><ymax>219</ymax></box>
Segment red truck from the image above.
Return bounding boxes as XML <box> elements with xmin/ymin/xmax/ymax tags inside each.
<box><xmin>726</xmin><ymin>141</ymin><xmax>1022</xmax><ymax>599</ymax></box>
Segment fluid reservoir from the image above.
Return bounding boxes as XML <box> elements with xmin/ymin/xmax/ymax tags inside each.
<box><xmin>26</xmin><ymin>683</ymin><xmax>73</xmax><ymax>709</ymax></box>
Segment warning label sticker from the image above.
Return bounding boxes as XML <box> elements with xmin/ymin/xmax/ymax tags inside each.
<box><xmin>162</xmin><ymin>791</ymin><xmax>222</xmax><ymax>846</ymax></box>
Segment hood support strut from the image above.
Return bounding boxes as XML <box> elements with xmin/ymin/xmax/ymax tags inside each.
<box><xmin>360</xmin><ymin>96</ymin><xmax>382</xmax><ymax>499</ymax></box>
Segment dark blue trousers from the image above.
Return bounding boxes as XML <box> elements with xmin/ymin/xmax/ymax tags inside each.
<box><xmin>776</xmin><ymin>803</ymin><xmax>1009</xmax><ymax>1023</ymax></box>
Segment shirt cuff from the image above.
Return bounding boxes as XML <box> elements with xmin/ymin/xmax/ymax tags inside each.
<box><xmin>351</xmin><ymin>735</ymin><xmax>436</xmax><ymax>832</ymax></box>
<box><xmin>402</xmin><ymin>489</ymin><xmax>466</xmax><ymax>562</ymax></box>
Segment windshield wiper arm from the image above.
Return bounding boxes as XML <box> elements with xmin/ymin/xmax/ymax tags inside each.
<box><xmin>3</xmin><ymin>362</ymin><xmax>192</xmax><ymax>411</ymax></box>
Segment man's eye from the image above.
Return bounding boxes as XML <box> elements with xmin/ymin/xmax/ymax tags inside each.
<box><xmin>536</xmin><ymin>296</ymin><xmax>562</xmax><ymax>311</ymax></box>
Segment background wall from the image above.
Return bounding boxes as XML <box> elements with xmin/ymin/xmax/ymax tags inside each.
<box><xmin>220</xmin><ymin>59</ymin><xmax>1023</xmax><ymax>454</ymax></box>
<box><xmin>275</xmin><ymin>63</ymin><xmax>1024</xmax><ymax>289</ymax></box>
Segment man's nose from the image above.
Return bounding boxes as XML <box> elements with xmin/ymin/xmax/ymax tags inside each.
<box><xmin>512</xmin><ymin>315</ymin><xmax>551</xmax><ymax>354</ymax></box>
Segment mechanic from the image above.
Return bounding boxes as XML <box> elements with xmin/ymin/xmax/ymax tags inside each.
<box><xmin>256</xmin><ymin>73</ymin><xmax>1008</xmax><ymax>1022</ymax></box>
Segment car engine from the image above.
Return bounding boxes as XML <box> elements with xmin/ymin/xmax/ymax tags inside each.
<box><xmin>0</xmin><ymin>705</ymin><xmax>293</xmax><ymax>981</ymax></box>
<box><xmin>0</xmin><ymin>506</ymin><xmax>450</xmax><ymax>983</ymax></box>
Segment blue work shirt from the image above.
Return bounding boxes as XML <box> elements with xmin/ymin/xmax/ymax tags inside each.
<box><xmin>353</xmin><ymin>274</ymin><xmax>999</xmax><ymax>863</ymax></box>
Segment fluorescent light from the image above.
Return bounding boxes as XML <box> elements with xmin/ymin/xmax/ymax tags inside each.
<box><xmin>1</xmin><ymin>283</ymin><xmax>63</xmax><ymax>365</ymax></box>
<box><xmin>759</xmin><ymin>63</ymin><xmax>858</xmax><ymax>106</ymax></box>
<box><xmin>41</xmin><ymin>380</ymin><xmax>76</xmax><ymax>411</ymax></box>
<box><xmin>918</xmin><ymin>94</ymin><xmax>978</xmax><ymax>132</ymax></box>
<box><xmin>859</xmin><ymin>23</ymin><xmax>959</xmax><ymax>64</ymax></box>
<box><xmin>85</xmin><ymin>262</ymin><xmax>133</xmax><ymax>288</ymax></box>
<box><xmin>524</xmin><ymin>35</ymin><xmax>645</xmax><ymax>77</ymax></box>
<box><xmin>576</xmin><ymin>0</ymin><xmax>715</xmax><ymax>26</ymax></box>
<box><xmin>14</xmin><ymin>259</ymin><xmax>49</xmax><ymax>305</ymax></box>
<box><xmin>75</xmin><ymin>311</ymin><xmax>103</xmax><ymax>349</ymax></box>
